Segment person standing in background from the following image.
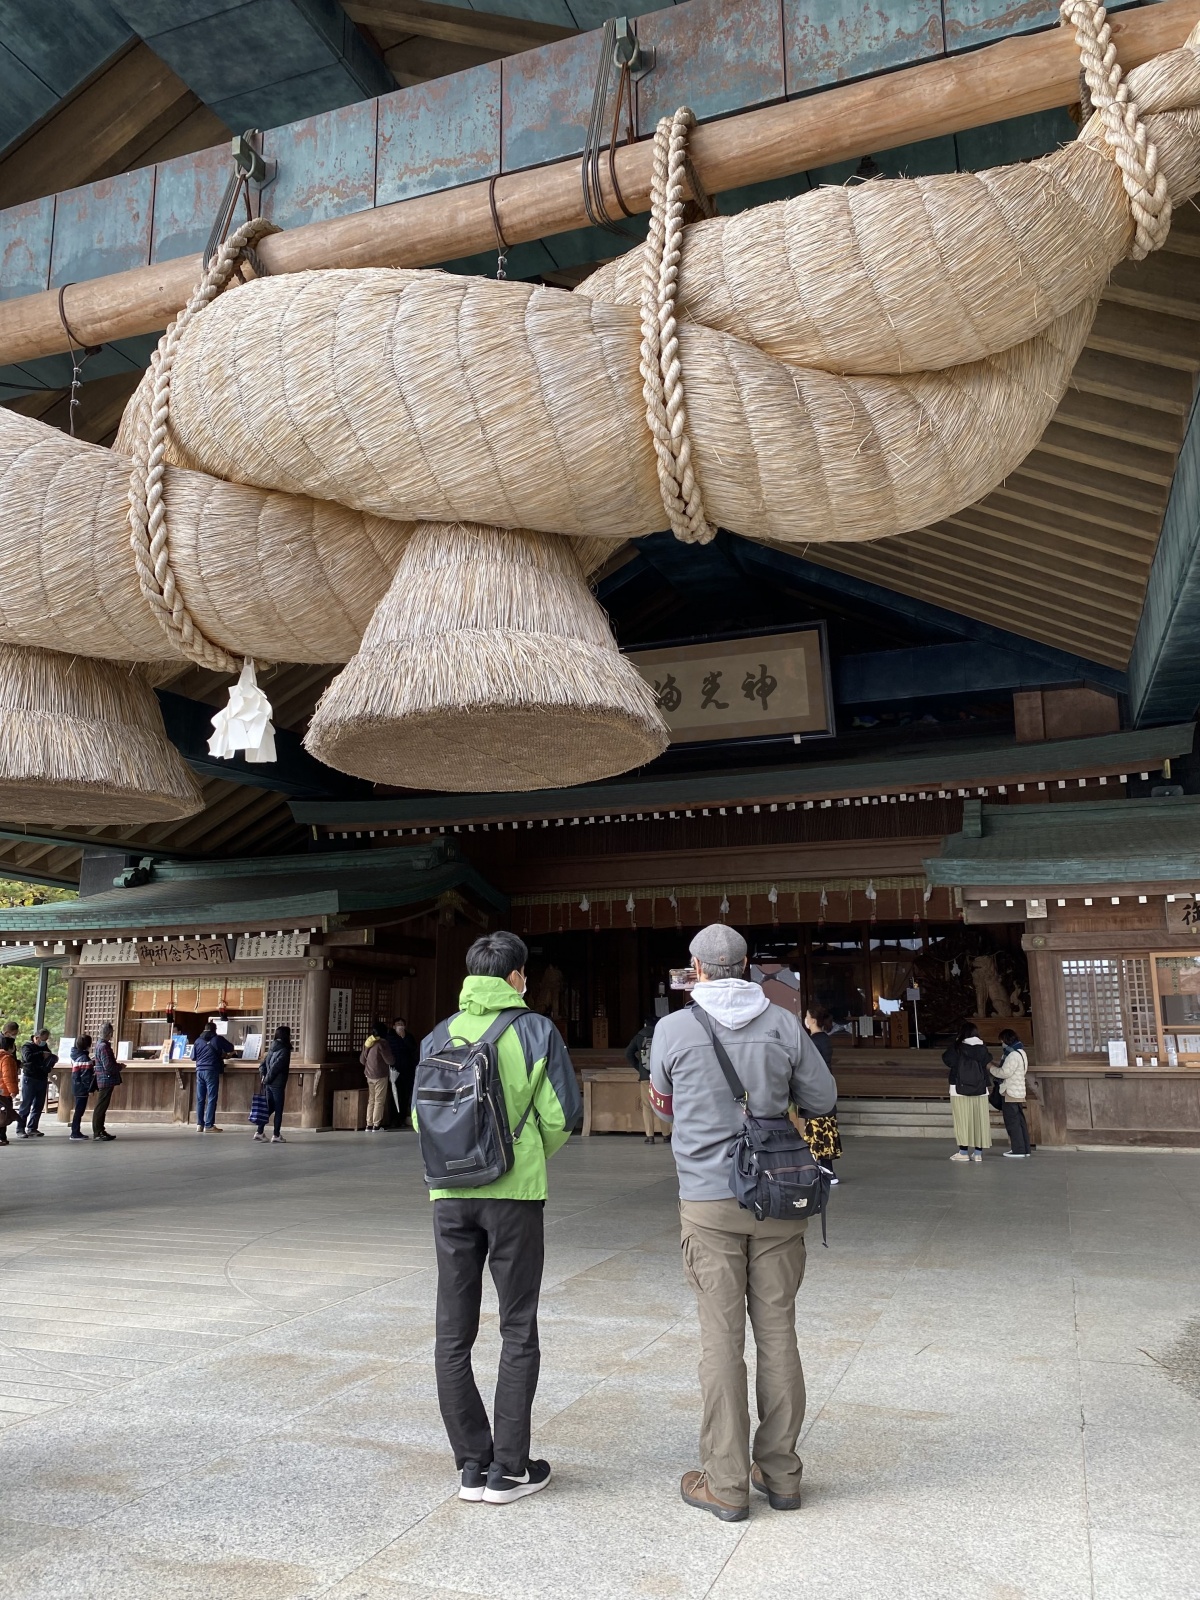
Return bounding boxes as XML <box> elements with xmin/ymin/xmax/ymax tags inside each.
<box><xmin>258</xmin><ymin>1025</ymin><xmax>292</xmax><ymax>1143</ymax></box>
<box><xmin>943</xmin><ymin>1023</ymin><xmax>994</xmax><ymax>1162</ymax></box>
<box><xmin>0</xmin><ymin>1034</ymin><xmax>17</xmax><ymax>1146</ymax></box>
<box><xmin>802</xmin><ymin>1007</ymin><xmax>842</xmax><ymax>1186</ymax></box>
<box><xmin>386</xmin><ymin>1017</ymin><xmax>419</xmax><ymax>1128</ymax></box>
<box><xmin>992</xmin><ymin>1028</ymin><xmax>1031</xmax><ymax>1158</ymax></box>
<box><xmin>194</xmin><ymin>1022</ymin><xmax>234</xmax><ymax>1133</ymax></box>
<box><xmin>92</xmin><ymin>1023</ymin><xmax>122</xmax><ymax>1142</ymax></box>
<box><xmin>69</xmin><ymin>1036</ymin><xmax>95</xmax><ymax>1141</ymax></box>
<box><xmin>626</xmin><ymin>1017</ymin><xmax>668</xmax><ymax>1144</ymax></box>
<box><xmin>15</xmin><ymin>1028</ymin><xmax>56</xmax><ymax>1138</ymax></box>
<box><xmin>361</xmin><ymin>1021</ymin><xmax>395</xmax><ymax>1132</ymax></box>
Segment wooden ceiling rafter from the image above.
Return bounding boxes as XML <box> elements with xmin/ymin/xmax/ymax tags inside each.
<box><xmin>0</xmin><ymin>41</ymin><xmax>228</xmax><ymax>211</ymax></box>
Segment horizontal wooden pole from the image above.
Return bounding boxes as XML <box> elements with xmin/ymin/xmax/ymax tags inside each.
<box><xmin>3</xmin><ymin>0</ymin><xmax>1196</xmax><ymax>366</ymax></box>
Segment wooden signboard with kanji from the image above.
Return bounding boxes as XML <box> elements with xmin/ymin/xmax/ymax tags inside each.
<box><xmin>628</xmin><ymin>627</ymin><xmax>833</xmax><ymax>744</ymax></box>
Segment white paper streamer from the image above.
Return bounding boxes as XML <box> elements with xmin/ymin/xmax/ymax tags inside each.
<box><xmin>208</xmin><ymin>659</ymin><xmax>276</xmax><ymax>763</ymax></box>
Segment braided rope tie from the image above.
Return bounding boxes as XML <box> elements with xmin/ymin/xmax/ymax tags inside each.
<box><xmin>127</xmin><ymin>216</ymin><xmax>281</xmax><ymax>672</ymax></box>
<box><xmin>640</xmin><ymin>108</ymin><xmax>717</xmax><ymax>546</ymax></box>
<box><xmin>1061</xmin><ymin>0</ymin><xmax>1171</xmax><ymax>259</ymax></box>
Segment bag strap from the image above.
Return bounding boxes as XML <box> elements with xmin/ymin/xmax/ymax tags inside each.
<box><xmin>691</xmin><ymin>1006</ymin><xmax>748</xmax><ymax>1105</ymax></box>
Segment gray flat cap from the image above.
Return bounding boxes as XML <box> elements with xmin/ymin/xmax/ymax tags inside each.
<box><xmin>689</xmin><ymin>923</ymin><xmax>748</xmax><ymax>967</ymax></box>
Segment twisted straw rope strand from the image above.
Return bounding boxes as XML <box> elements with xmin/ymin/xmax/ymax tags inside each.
<box><xmin>639</xmin><ymin>108</ymin><xmax>716</xmax><ymax>546</ymax></box>
<box><xmin>127</xmin><ymin>217</ymin><xmax>281</xmax><ymax>671</ymax></box>
<box><xmin>1061</xmin><ymin>0</ymin><xmax>1171</xmax><ymax>259</ymax></box>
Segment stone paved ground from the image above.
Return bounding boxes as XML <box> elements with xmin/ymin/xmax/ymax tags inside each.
<box><xmin>2</xmin><ymin>1126</ymin><xmax>1199</xmax><ymax>1600</ymax></box>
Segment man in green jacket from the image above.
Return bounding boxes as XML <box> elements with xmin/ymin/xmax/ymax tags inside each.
<box><xmin>419</xmin><ymin>931</ymin><xmax>581</xmax><ymax>1506</ymax></box>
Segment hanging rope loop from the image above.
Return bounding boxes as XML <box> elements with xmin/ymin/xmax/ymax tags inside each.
<box><xmin>639</xmin><ymin>107</ymin><xmax>717</xmax><ymax>547</ymax></box>
<box><xmin>127</xmin><ymin>216</ymin><xmax>281</xmax><ymax>673</ymax></box>
<box><xmin>1060</xmin><ymin>0</ymin><xmax>1171</xmax><ymax>259</ymax></box>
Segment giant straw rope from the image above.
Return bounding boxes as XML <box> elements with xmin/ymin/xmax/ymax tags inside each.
<box><xmin>0</xmin><ymin>0</ymin><xmax>1198</xmax><ymax>801</ymax></box>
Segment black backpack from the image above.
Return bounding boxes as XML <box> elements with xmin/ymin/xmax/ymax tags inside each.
<box><xmin>414</xmin><ymin>1009</ymin><xmax>534</xmax><ymax>1190</ymax></box>
<box><xmin>693</xmin><ymin>1009</ymin><xmax>830</xmax><ymax>1243</ymax></box>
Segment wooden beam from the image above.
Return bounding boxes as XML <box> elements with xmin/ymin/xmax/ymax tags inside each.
<box><xmin>942</xmin><ymin>506</ymin><xmax>1156</xmax><ymax>572</ymax></box>
<box><xmin>811</xmin><ymin>547</ymin><xmax>1133</xmax><ymax>661</ymax></box>
<box><xmin>987</xmin><ymin>473</ymin><xmax>1164</xmax><ymax>539</ymax></box>
<box><xmin>1</xmin><ymin>0</ymin><xmax>1194</xmax><ymax>363</ymax></box>
<box><xmin>1015</xmin><ymin>450</ymin><xmax>1171</xmax><ymax>515</ymax></box>
<box><xmin>1086</xmin><ymin>302</ymin><xmax>1200</xmax><ymax>371</ymax></box>
<box><xmin>382</xmin><ymin>36</ymin><xmax>504</xmax><ymax>86</ymax></box>
<box><xmin>1052</xmin><ymin>388</ymin><xmax>1188</xmax><ymax>453</ymax></box>
<box><xmin>345</xmin><ymin>0</ymin><xmax>575</xmax><ymax>54</ymax></box>
<box><xmin>0</xmin><ymin>43</ymin><xmax>198</xmax><ymax>211</ymax></box>
<box><xmin>1068</xmin><ymin>348</ymin><xmax>1197</xmax><ymax>414</ymax></box>
<box><xmin>1035</xmin><ymin>420</ymin><xmax>1180</xmax><ymax>486</ymax></box>
<box><xmin>912</xmin><ymin>522</ymin><xmax>1150</xmax><ymax>601</ymax></box>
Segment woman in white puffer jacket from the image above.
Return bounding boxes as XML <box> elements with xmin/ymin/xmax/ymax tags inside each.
<box><xmin>993</xmin><ymin>1029</ymin><xmax>1031</xmax><ymax>1159</ymax></box>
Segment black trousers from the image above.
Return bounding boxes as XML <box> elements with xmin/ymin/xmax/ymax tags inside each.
<box><xmin>433</xmin><ymin>1197</ymin><xmax>545</xmax><ymax>1474</ymax></box>
<box><xmin>1002</xmin><ymin>1099</ymin><xmax>1031</xmax><ymax>1155</ymax></box>
<box><xmin>92</xmin><ymin>1085</ymin><xmax>114</xmax><ymax>1137</ymax></box>
<box><xmin>267</xmin><ymin>1082</ymin><xmax>286</xmax><ymax>1137</ymax></box>
<box><xmin>71</xmin><ymin>1093</ymin><xmax>89</xmax><ymax>1135</ymax></box>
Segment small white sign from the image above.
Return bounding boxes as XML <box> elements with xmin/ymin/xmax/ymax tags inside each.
<box><xmin>1107</xmin><ymin>1039</ymin><xmax>1129</xmax><ymax>1068</ymax></box>
<box><xmin>116</xmin><ymin>1041</ymin><xmax>132</xmax><ymax>1062</ymax></box>
<box><xmin>329</xmin><ymin>987</ymin><xmax>353</xmax><ymax>1035</ymax></box>
<box><xmin>240</xmin><ymin>1032</ymin><xmax>263</xmax><ymax>1061</ymax></box>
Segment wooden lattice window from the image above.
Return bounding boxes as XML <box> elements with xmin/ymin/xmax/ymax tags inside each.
<box><xmin>81</xmin><ymin>980</ymin><xmax>120</xmax><ymax>1040</ymax></box>
<box><xmin>264</xmin><ymin>977</ymin><xmax>304</xmax><ymax>1057</ymax></box>
<box><xmin>1061</xmin><ymin>957</ymin><xmax>1155</xmax><ymax>1056</ymax></box>
<box><xmin>1122</xmin><ymin>957</ymin><xmax>1157</xmax><ymax>1056</ymax></box>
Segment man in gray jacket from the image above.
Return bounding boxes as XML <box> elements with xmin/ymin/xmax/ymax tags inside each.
<box><xmin>650</xmin><ymin>924</ymin><xmax>836</xmax><ymax>1522</ymax></box>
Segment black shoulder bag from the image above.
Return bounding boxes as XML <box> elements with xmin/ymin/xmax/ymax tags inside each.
<box><xmin>693</xmin><ymin>1008</ymin><xmax>830</xmax><ymax>1243</ymax></box>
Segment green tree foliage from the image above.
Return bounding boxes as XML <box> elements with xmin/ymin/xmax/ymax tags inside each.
<box><xmin>0</xmin><ymin>878</ymin><xmax>76</xmax><ymax>908</ymax></box>
<box><xmin>0</xmin><ymin>878</ymin><xmax>76</xmax><ymax>1037</ymax></box>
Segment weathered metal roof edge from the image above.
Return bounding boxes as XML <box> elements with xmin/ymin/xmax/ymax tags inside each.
<box><xmin>292</xmin><ymin>725</ymin><xmax>1197</xmax><ymax>829</ymax></box>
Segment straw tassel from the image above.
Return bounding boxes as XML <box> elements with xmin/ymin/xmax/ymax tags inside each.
<box><xmin>305</xmin><ymin>521</ymin><xmax>668</xmax><ymax>791</ymax></box>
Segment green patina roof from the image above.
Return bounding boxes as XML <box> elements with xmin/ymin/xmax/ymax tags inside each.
<box><xmin>0</xmin><ymin>842</ymin><xmax>507</xmax><ymax>934</ymax></box>
<box><xmin>291</xmin><ymin>725</ymin><xmax>1195</xmax><ymax>829</ymax></box>
<box><xmin>926</xmin><ymin>796</ymin><xmax>1200</xmax><ymax>887</ymax></box>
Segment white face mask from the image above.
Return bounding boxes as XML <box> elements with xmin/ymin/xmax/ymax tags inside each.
<box><xmin>513</xmin><ymin>974</ymin><xmax>527</xmax><ymax>997</ymax></box>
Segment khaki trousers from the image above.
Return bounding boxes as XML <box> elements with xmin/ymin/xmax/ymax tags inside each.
<box><xmin>639</xmin><ymin>1080</ymin><xmax>667</xmax><ymax>1137</ymax></box>
<box><xmin>679</xmin><ymin>1198</ymin><xmax>808</xmax><ymax>1506</ymax></box>
<box><xmin>366</xmin><ymin>1077</ymin><xmax>389</xmax><ymax>1127</ymax></box>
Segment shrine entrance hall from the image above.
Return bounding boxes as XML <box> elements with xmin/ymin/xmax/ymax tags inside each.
<box><xmin>2</xmin><ymin>1128</ymin><xmax>1198</xmax><ymax>1600</ymax></box>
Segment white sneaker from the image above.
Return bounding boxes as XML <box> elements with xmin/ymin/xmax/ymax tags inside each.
<box><xmin>272</xmin><ymin>1134</ymin><xmax>286</xmax><ymax>1143</ymax></box>
<box><xmin>970</xmin><ymin>1151</ymin><xmax>983</xmax><ymax>1163</ymax></box>
<box><xmin>1003</xmin><ymin>1151</ymin><xmax>1028</xmax><ymax>1158</ymax></box>
<box><xmin>949</xmin><ymin>1151</ymin><xmax>970</xmax><ymax>1162</ymax></box>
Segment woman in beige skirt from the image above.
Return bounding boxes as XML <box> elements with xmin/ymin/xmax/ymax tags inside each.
<box><xmin>942</xmin><ymin>1025</ymin><xmax>994</xmax><ymax>1163</ymax></box>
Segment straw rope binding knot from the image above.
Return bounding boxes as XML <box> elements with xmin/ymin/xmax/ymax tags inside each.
<box><xmin>640</xmin><ymin>107</ymin><xmax>717</xmax><ymax>546</ymax></box>
<box><xmin>127</xmin><ymin>215</ymin><xmax>281</xmax><ymax>673</ymax></box>
<box><xmin>1060</xmin><ymin>0</ymin><xmax>1171</xmax><ymax>259</ymax></box>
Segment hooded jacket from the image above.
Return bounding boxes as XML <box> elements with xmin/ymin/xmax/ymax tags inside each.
<box><xmin>649</xmin><ymin>979</ymin><xmax>838</xmax><ymax>1202</ymax></box>
<box><xmin>20</xmin><ymin>1039</ymin><xmax>56</xmax><ymax>1083</ymax></box>
<box><xmin>360</xmin><ymin>1035</ymin><xmax>395</xmax><ymax>1081</ymax></box>
<box><xmin>943</xmin><ymin>1037</ymin><xmax>992</xmax><ymax>1096</ymax></box>
<box><xmin>418</xmin><ymin>974</ymin><xmax>582</xmax><ymax>1201</ymax></box>
<box><xmin>0</xmin><ymin>1048</ymin><xmax>17</xmax><ymax>1098</ymax></box>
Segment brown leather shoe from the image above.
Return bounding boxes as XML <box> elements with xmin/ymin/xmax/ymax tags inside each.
<box><xmin>680</xmin><ymin>1471</ymin><xmax>748</xmax><ymax>1522</ymax></box>
<box><xmin>750</xmin><ymin>1463</ymin><xmax>802</xmax><ymax>1511</ymax></box>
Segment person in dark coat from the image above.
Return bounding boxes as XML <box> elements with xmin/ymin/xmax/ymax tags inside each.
<box><xmin>92</xmin><ymin>1023</ymin><xmax>122</xmax><ymax>1141</ymax></box>
<box><xmin>802</xmin><ymin>1006</ymin><xmax>842</xmax><ymax>1184</ymax></box>
<box><xmin>69</xmin><ymin>1036</ymin><xmax>95</xmax><ymax>1141</ymax></box>
<box><xmin>193</xmin><ymin>1023</ymin><xmax>234</xmax><ymax>1133</ymax></box>
<box><xmin>257</xmin><ymin>1025</ymin><xmax>291</xmax><ymax>1143</ymax></box>
<box><xmin>15</xmin><ymin>1029</ymin><xmax>56</xmax><ymax>1137</ymax></box>
<box><xmin>626</xmin><ymin>1017</ymin><xmax>667</xmax><ymax>1143</ymax></box>
<box><xmin>943</xmin><ymin>1023</ymin><xmax>994</xmax><ymax>1162</ymax></box>
<box><xmin>386</xmin><ymin>1017</ymin><xmax>419</xmax><ymax>1128</ymax></box>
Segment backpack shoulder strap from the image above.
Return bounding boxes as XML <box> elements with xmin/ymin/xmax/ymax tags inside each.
<box><xmin>691</xmin><ymin>1006</ymin><xmax>748</xmax><ymax>1104</ymax></box>
<box><xmin>478</xmin><ymin>1007</ymin><xmax>525</xmax><ymax>1049</ymax></box>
